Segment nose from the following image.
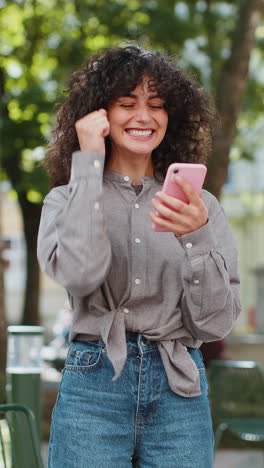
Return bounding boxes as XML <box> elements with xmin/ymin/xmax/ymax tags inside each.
<box><xmin>134</xmin><ymin>104</ymin><xmax>152</xmax><ymax>124</ymax></box>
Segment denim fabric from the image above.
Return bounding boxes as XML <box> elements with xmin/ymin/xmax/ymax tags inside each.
<box><xmin>48</xmin><ymin>336</ymin><xmax>213</xmax><ymax>468</ymax></box>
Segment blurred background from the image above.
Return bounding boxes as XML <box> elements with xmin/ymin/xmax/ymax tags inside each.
<box><xmin>0</xmin><ymin>0</ymin><xmax>264</xmax><ymax>465</ymax></box>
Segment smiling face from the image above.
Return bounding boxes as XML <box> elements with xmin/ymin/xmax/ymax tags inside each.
<box><xmin>107</xmin><ymin>76</ymin><xmax>168</xmax><ymax>161</ymax></box>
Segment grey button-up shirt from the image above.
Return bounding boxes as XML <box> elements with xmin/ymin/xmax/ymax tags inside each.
<box><xmin>37</xmin><ymin>151</ymin><xmax>241</xmax><ymax>397</ymax></box>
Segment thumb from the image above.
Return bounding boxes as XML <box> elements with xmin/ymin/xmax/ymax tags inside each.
<box><xmin>98</xmin><ymin>108</ymin><xmax>107</xmax><ymax>115</ymax></box>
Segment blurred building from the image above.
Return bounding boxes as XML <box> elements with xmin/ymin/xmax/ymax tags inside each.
<box><xmin>222</xmin><ymin>150</ymin><xmax>264</xmax><ymax>333</ymax></box>
<box><xmin>1</xmin><ymin>182</ymin><xmax>66</xmax><ymax>334</ymax></box>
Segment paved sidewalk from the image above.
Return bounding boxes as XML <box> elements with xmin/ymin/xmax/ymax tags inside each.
<box><xmin>214</xmin><ymin>449</ymin><xmax>264</xmax><ymax>468</ymax></box>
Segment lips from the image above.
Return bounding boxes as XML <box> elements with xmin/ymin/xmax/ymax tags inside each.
<box><xmin>125</xmin><ymin>128</ymin><xmax>154</xmax><ymax>137</ymax></box>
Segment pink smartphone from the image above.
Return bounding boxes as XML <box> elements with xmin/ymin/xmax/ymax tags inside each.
<box><xmin>152</xmin><ymin>162</ymin><xmax>207</xmax><ymax>232</ymax></box>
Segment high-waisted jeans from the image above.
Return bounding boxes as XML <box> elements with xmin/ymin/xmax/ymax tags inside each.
<box><xmin>48</xmin><ymin>334</ymin><xmax>214</xmax><ymax>468</ymax></box>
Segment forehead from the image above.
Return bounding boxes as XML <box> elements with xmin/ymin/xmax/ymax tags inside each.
<box><xmin>131</xmin><ymin>76</ymin><xmax>157</xmax><ymax>96</ymax></box>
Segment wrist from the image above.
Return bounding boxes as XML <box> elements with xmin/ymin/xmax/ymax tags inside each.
<box><xmin>79</xmin><ymin>140</ymin><xmax>105</xmax><ymax>155</ymax></box>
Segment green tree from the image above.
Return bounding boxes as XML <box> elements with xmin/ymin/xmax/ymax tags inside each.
<box><xmin>205</xmin><ymin>0</ymin><xmax>264</xmax><ymax>198</ymax></box>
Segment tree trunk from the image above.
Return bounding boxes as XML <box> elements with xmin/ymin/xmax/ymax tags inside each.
<box><xmin>1</xmin><ymin>68</ymin><xmax>42</xmax><ymax>327</ymax></box>
<box><xmin>18</xmin><ymin>193</ymin><xmax>42</xmax><ymax>325</ymax></box>
<box><xmin>205</xmin><ymin>0</ymin><xmax>263</xmax><ymax>199</ymax></box>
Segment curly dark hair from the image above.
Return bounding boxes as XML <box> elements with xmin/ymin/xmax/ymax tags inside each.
<box><xmin>45</xmin><ymin>45</ymin><xmax>217</xmax><ymax>187</ymax></box>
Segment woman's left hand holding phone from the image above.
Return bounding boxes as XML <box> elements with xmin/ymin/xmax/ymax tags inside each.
<box><xmin>75</xmin><ymin>109</ymin><xmax>110</xmax><ymax>155</ymax></box>
<box><xmin>150</xmin><ymin>176</ymin><xmax>208</xmax><ymax>236</ymax></box>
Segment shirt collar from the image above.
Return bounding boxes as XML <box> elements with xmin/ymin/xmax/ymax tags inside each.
<box><xmin>104</xmin><ymin>169</ymin><xmax>161</xmax><ymax>186</ymax></box>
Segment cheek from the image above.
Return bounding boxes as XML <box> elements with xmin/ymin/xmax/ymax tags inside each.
<box><xmin>158</xmin><ymin>112</ymin><xmax>168</xmax><ymax>133</ymax></box>
<box><xmin>163</xmin><ymin>114</ymin><xmax>169</xmax><ymax>130</ymax></box>
<box><xmin>108</xmin><ymin>113</ymin><xmax>126</xmax><ymax>134</ymax></box>
<box><xmin>108</xmin><ymin>117</ymin><xmax>120</xmax><ymax>138</ymax></box>
<box><xmin>159</xmin><ymin>116</ymin><xmax>168</xmax><ymax>136</ymax></box>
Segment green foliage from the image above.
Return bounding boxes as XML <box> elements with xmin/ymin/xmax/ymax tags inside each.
<box><xmin>0</xmin><ymin>0</ymin><xmax>263</xmax><ymax>201</ymax></box>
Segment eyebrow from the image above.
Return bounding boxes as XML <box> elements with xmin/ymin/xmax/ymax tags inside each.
<box><xmin>118</xmin><ymin>94</ymin><xmax>162</xmax><ymax>100</ymax></box>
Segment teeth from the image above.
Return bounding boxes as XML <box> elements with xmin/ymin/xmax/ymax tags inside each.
<box><xmin>127</xmin><ymin>129</ymin><xmax>153</xmax><ymax>136</ymax></box>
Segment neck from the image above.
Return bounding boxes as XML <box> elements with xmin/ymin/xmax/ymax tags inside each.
<box><xmin>106</xmin><ymin>151</ymin><xmax>153</xmax><ymax>185</ymax></box>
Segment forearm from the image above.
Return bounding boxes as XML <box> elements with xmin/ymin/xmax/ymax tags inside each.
<box><xmin>178</xmin><ymin>205</ymin><xmax>241</xmax><ymax>341</ymax></box>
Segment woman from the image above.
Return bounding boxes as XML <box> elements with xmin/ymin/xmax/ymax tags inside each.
<box><xmin>38</xmin><ymin>45</ymin><xmax>241</xmax><ymax>468</ymax></box>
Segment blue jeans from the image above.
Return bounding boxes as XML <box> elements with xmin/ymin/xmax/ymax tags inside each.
<box><xmin>48</xmin><ymin>335</ymin><xmax>213</xmax><ymax>467</ymax></box>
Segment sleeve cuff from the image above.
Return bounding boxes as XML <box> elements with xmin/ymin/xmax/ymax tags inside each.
<box><xmin>70</xmin><ymin>151</ymin><xmax>105</xmax><ymax>182</ymax></box>
<box><xmin>178</xmin><ymin>220</ymin><xmax>217</xmax><ymax>258</ymax></box>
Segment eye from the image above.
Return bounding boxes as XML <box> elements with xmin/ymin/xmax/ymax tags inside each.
<box><xmin>149</xmin><ymin>100</ymin><xmax>164</xmax><ymax>109</ymax></box>
<box><xmin>120</xmin><ymin>103</ymin><xmax>134</xmax><ymax>108</ymax></box>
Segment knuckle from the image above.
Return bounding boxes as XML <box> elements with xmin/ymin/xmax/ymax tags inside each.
<box><xmin>186</xmin><ymin>221</ymin><xmax>193</xmax><ymax>231</ymax></box>
<box><xmin>193</xmin><ymin>208</ymin><xmax>200</xmax><ymax>220</ymax></box>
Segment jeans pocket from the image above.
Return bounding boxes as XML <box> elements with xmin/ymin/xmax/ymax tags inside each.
<box><xmin>65</xmin><ymin>341</ymin><xmax>103</xmax><ymax>371</ymax></box>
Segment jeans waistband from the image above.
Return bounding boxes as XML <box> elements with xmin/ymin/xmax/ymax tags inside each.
<box><xmin>76</xmin><ymin>332</ymin><xmax>155</xmax><ymax>347</ymax></box>
<box><xmin>126</xmin><ymin>332</ymin><xmax>154</xmax><ymax>345</ymax></box>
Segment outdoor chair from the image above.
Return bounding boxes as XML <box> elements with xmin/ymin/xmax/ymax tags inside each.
<box><xmin>207</xmin><ymin>359</ymin><xmax>264</xmax><ymax>452</ymax></box>
<box><xmin>0</xmin><ymin>403</ymin><xmax>43</xmax><ymax>468</ymax></box>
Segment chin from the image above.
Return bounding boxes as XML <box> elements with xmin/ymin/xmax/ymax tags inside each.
<box><xmin>128</xmin><ymin>144</ymin><xmax>154</xmax><ymax>155</ymax></box>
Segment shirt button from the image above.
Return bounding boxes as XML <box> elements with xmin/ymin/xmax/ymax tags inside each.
<box><xmin>135</xmin><ymin>278</ymin><xmax>141</xmax><ymax>285</ymax></box>
<box><xmin>123</xmin><ymin>308</ymin><xmax>129</xmax><ymax>314</ymax></box>
<box><xmin>135</xmin><ymin>238</ymin><xmax>141</xmax><ymax>244</ymax></box>
<box><xmin>193</xmin><ymin>279</ymin><xmax>200</xmax><ymax>285</ymax></box>
<box><xmin>94</xmin><ymin>159</ymin><xmax>101</xmax><ymax>168</ymax></box>
<box><xmin>186</xmin><ymin>242</ymin><xmax>193</xmax><ymax>249</ymax></box>
<box><xmin>135</xmin><ymin>203</ymin><xmax>139</xmax><ymax>209</ymax></box>
<box><xmin>94</xmin><ymin>201</ymin><xmax>100</xmax><ymax>211</ymax></box>
<box><xmin>124</xmin><ymin>176</ymin><xmax>130</xmax><ymax>182</ymax></box>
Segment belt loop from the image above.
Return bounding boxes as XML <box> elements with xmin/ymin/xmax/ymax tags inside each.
<box><xmin>141</xmin><ymin>335</ymin><xmax>150</xmax><ymax>346</ymax></box>
<box><xmin>137</xmin><ymin>334</ymin><xmax>144</xmax><ymax>354</ymax></box>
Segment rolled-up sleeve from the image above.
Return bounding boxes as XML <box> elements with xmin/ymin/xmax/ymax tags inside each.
<box><xmin>37</xmin><ymin>151</ymin><xmax>112</xmax><ymax>297</ymax></box>
<box><xmin>178</xmin><ymin>192</ymin><xmax>241</xmax><ymax>341</ymax></box>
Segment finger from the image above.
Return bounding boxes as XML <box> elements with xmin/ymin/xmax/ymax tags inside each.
<box><xmin>102</xmin><ymin>122</ymin><xmax>110</xmax><ymax>137</ymax></box>
<box><xmin>173</xmin><ymin>175</ymin><xmax>201</xmax><ymax>205</ymax></box>
<box><xmin>150</xmin><ymin>211</ymin><xmax>180</xmax><ymax>235</ymax></box>
<box><xmin>151</xmin><ymin>197</ymin><xmax>182</xmax><ymax>222</ymax></box>
<box><xmin>155</xmin><ymin>191</ymin><xmax>189</xmax><ymax>213</ymax></box>
<box><xmin>151</xmin><ymin>196</ymin><xmax>207</xmax><ymax>232</ymax></box>
<box><xmin>94</xmin><ymin>112</ymin><xmax>110</xmax><ymax>136</ymax></box>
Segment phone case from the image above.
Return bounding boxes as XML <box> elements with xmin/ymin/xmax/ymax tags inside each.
<box><xmin>152</xmin><ymin>163</ymin><xmax>207</xmax><ymax>232</ymax></box>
